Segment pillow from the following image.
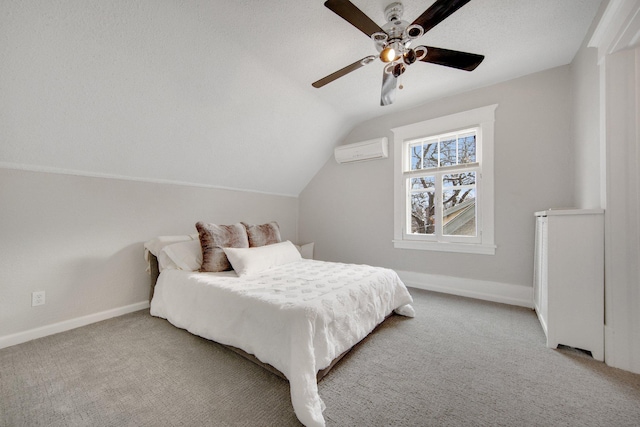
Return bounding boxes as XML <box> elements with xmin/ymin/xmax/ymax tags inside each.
<box><xmin>144</xmin><ymin>234</ymin><xmax>198</xmax><ymax>272</ymax></box>
<box><xmin>162</xmin><ymin>239</ymin><xmax>202</xmax><ymax>271</ymax></box>
<box><xmin>196</xmin><ymin>222</ymin><xmax>249</xmax><ymax>272</ymax></box>
<box><xmin>223</xmin><ymin>240</ymin><xmax>302</xmax><ymax>277</ymax></box>
<box><xmin>157</xmin><ymin>250</ymin><xmax>179</xmax><ymax>271</ymax></box>
<box><xmin>144</xmin><ymin>234</ymin><xmax>197</xmax><ymax>257</ymax></box>
<box><xmin>242</xmin><ymin>221</ymin><xmax>282</xmax><ymax>247</ymax></box>
<box><xmin>294</xmin><ymin>242</ymin><xmax>315</xmax><ymax>259</ymax></box>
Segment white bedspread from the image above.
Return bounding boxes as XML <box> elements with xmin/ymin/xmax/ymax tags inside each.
<box><xmin>150</xmin><ymin>259</ymin><xmax>414</xmax><ymax>427</ymax></box>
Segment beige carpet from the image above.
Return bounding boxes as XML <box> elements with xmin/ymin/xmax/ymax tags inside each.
<box><xmin>1</xmin><ymin>288</ymin><xmax>639</xmax><ymax>426</ymax></box>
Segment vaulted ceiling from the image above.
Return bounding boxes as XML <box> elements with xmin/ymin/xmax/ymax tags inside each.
<box><xmin>0</xmin><ymin>0</ymin><xmax>602</xmax><ymax>196</ymax></box>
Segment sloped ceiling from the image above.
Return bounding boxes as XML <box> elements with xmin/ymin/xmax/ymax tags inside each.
<box><xmin>0</xmin><ymin>0</ymin><xmax>602</xmax><ymax>196</ymax></box>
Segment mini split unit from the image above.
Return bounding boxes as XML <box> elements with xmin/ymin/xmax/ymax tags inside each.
<box><xmin>334</xmin><ymin>137</ymin><xmax>389</xmax><ymax>164</ymax></box>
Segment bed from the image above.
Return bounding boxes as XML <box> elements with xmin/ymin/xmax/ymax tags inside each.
<box><xmin>145</xmin><ymin>223</ymin><xmax>414</xmax><ymax>427</ymax></box>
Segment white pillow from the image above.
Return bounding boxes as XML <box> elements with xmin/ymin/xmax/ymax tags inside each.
<box><xmin>294</xmin><ymin>242</ymin><xmax>315</xmax><ymax>259</ymax></box>
<box><xmin>162</xmin><ymin>239</ymin><xmax>203</xmax><ymax>271</ymax></box>
<box><xmin>144</xmin><ymin>234</ymin><xmax>198</xmax><ymax>272</ymax></box>
<box><xmin>223</xmin><ymin>240</ymin><xmax>302</xmax><ymax>277</ymax></box>
<box><xmin>157</xmin><ymin>251</ymin><xmax>179</xmax><ymax>271</ymax></box>
<box><xmin>144</xmin><ymin>234</ymin><xmax>197</xmax><ymax>257</ymax></box>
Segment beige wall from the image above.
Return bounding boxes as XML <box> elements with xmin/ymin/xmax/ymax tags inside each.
<box><xmin>299</xmin><ymin>66</ymin><xmax>574</xmax><ymax>291</ymax></box>
<box><xmin>571</xmin><ymin>30</ymin><xmax>602</xmax><ymax>209</ymax></box>
<box><xmin>0</xmin><ymin>167</ymin><xmax>298</xmax><ymax>340</ymax></box>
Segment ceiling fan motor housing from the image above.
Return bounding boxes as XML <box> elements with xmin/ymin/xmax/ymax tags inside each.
<box><xmin>384</xmin><ymin>2</ymin><xmax>404</xmax><ymax>23</ymax></box>
<box><xmin>374</xmin><ymin>2</ymin><xmax>425</xmax><ymax>67</ymax></box>
<box><xmin>373</xmin><ymin>2</ymin><xmax>425</xmax><ymax>62</ymax></box>
<box><xmin>383</xmin><ymin>2</ymin><xmax>423</xmax><ymax>40</ymax></box>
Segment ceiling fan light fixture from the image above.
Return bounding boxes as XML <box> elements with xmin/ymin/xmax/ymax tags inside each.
<box><xmin>380</xmin><ymin>46</ymin><xmax>397</xmax><ymax>63</ymax></box>
<box><xmin>392</xmin><ymin>62</ymin><xmax>406</xmax><ymax>77</ymax></box>
<box><xmin>406</xmin><ymin>24</ymin><xmax>424</xmax><ymax>39</ymax></box>
<box><xmin>414</xmin><ymin>46</ymin><xmax>428</xmax><ymax>61</ymax></box>
<box><xmin>371</xmin><ymin>31</ymin><xmax>388</xmax><ymax>47</ymax></box>
<box><xmin>360</xmin><ymin>55</ymin><xmax>376</xmax><ymax>66</ymax></box>
<box><xmin>384</xmin><ymin>63</ymin><xmax>396</xmax><ymax>75</ymax></box>
<box><xmin>403</xmin><ymin>48</ymin><xmax>416</xmax><ymax>65</ymax></box>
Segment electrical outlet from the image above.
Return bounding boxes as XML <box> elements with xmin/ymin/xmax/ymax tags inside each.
<box><xmin>32</xmin><ymin>291</ymin><xmax>45</xmax><ymax>307</ymax></box>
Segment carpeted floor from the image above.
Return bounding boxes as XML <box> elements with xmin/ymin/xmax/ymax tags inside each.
<box><xmin>1</xmin><ymin>288</ymin><xmax>639</xmax><ymax>426</ymax></box>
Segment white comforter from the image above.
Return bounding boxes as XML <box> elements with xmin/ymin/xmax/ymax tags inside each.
<box><xmin>150</xmin><ymin>259</ymin><xmax>414</xmax><ymax>427</ymax></box>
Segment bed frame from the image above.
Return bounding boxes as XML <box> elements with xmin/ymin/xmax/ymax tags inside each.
<box><xmin>148</xmin><ymin>254</ymin><xmax>354</xmax><ymax>382</ymax></box>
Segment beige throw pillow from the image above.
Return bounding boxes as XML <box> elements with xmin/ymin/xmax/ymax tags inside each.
<box><xmin>242</xmin><ymin>221</ymin><xmax>282</xmax><ymax>247</ymax></box>
<box><xmin>196</xmin><ymin>222</ymin><xmax>249</xmax><ymax>272</ymax></box>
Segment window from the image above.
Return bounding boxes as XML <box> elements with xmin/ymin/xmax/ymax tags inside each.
<box><xmin>407</xmin><ymin>129</ymin><xmax>479</xmax><ymax>240</ymax></box>
<box><xmin>392</xmin><ymin>105</ymin><xmax>497</xmax><ymax>254</ymax></box>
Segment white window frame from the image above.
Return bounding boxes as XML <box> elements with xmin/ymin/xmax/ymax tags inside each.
<box><xmin>392</xmin><ymin>104</ymin><xmax>497</xmax><ymax>255</ymax></box>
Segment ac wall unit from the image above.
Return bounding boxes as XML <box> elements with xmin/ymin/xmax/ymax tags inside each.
<box><xmin>334</xmin><ymin>137</ymin><xmax>389</xmax><ymax>164</ymax></box>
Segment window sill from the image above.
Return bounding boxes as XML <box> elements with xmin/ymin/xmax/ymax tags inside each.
<box><xmin>393</xmin><ymin>240</ymin><xmax>496</xmax><ymax>255</ymax></box>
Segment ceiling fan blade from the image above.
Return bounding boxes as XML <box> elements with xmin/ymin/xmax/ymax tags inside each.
<box><xmin>380</xmin><ymin>69</ymin><xmax>397</xmax><ymax>106</ymax></box>
<box><xmin>312</xmin><ymin>56</ymin><xmax>376</xmax><ymax>88</ymax></box>
<box><xmin>324</xmin><ymin>0</ymin><xmax>384</xmax><ymax>37</ymax></box>
<box><xmin>418</xmin><ymin>46</ymin><xmax>484</xmax><ymax>71</ymax></box>
<box><xmin>411</xmin><ymin>0</ymin><xmax>472</xmax><ymax>34</ymax></box>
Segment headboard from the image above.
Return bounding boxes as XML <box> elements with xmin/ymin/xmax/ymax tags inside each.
<box><xmin>148</xmin><ymin>253</ymin><xmax>160</xmax><ymax>301</ymax></box>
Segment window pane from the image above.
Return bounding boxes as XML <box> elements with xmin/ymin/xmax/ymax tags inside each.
<box><xmin>439</xmin><ymin>138</ymin><xmax>457</xmax><ymax>167</ymax></box>
<box><xmin>410</xmin><ymin>192</ymin><xmax>435</xmax><ymax>235</ymax></box>
<box><xmin>410</xmin><ymin>143</ymin><xmax>422</xmax><ymax>170</ymax></box>
<box><xmin>423</xmin><ymin>141</ymin><xmax>438</xmax><ymax>169</ymax></box>
<box><xmin>410</xmin><ymin>176</ymin><xmax>435</xmax><ymax>189</ymax></box>
<box><xmin>458</xmin><ymin>134</ymin><xmax>476</xmax><ymax>164</ymax></box>
<box><xmin>443</xmin><ymin>171</ymin><xmax>476</xmax><ymax>188</ymax></box>
<box><xmin>442</xmin><ymin>172</ymin><xmax>476</xmax><ymax>237</ymax></box>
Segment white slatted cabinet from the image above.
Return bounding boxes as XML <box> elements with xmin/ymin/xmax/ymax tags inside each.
<box><xmin>533</xmin><ymin>209</ymin><xmax>604</xmax><ymax>361</ymax></box>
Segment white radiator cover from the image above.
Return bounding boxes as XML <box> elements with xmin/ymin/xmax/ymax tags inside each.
<box><xmin>533</xmin><ymin>208</ymin><xmax>604</xmax><ymax>361</ymax></box>
<box><xmin>334</xmin><ymin>137</ymin><xmax>388</xmax><ymax>164</ymax></box>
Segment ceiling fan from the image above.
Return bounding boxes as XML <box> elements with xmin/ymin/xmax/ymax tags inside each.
<box><xmin>312</xmin><ymin>0</ymin><xmax>485</xmax><ymax>106</ymax></box>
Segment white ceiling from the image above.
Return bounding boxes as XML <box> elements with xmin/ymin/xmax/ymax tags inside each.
<box><xmin>0</xmin><ymin>0</ymin><xmax>603</xmax><ymax>196</ymax></box>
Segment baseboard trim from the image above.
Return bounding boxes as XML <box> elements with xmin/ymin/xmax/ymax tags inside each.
<box><xmin>0</xmin><ymin>301</ymin><xmax>150</xmax><ymax>350</ymax></box>
<box><xmin>397</xmin><ymin>270</ymin><xmax>533</xmax><ymax>308</ymax></box>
